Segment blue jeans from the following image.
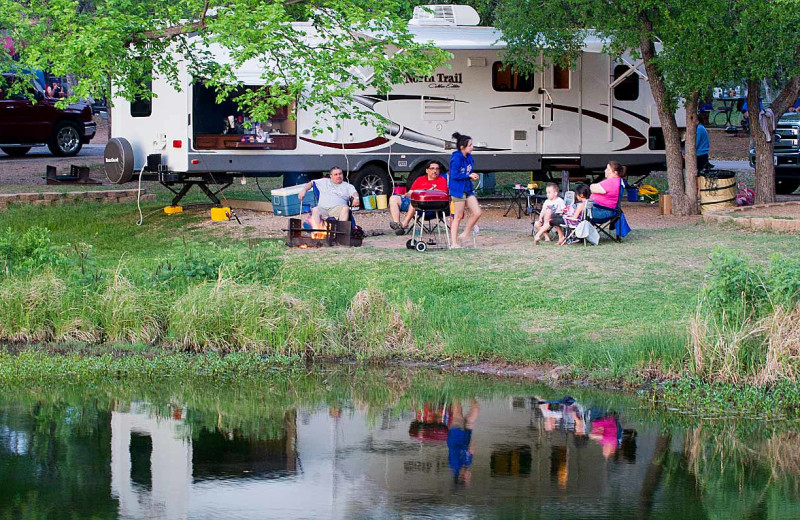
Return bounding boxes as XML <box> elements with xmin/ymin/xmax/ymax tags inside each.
<box><xmin>591</xmin><ymin>204</ymin><xmax>618</xmax><ymax>222</ymax></box>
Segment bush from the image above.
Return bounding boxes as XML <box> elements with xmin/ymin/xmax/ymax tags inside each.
<box><xmin>0</xmin><ymin>226</ymin><xmax>64</xmax><ymax>275</ymax></box>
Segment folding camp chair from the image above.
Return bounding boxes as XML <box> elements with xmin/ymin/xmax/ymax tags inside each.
<box><xmin>531</xmin><ymin>190</ymin><xmax>573</xmax><ymax>238</ymax></box>
<box><xmin>587</xmin><ymin>179</ymin><xmax>627</xmax><ymax>242</ymax></box>
<box><xmin>311</xmin><ymin>181</ymin><xmax>358</xmax><ymax>230</ymax></box>
<box><xmin>559</xmin><ymin>200</ymin><xmax>590</xmax><ymax>246</ymax></box>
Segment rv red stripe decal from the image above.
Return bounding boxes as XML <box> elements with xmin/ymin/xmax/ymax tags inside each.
<box><xmin>299</xmin><ymin>136</ymin><xmax>390</xmax><ymax>150</ymax></box>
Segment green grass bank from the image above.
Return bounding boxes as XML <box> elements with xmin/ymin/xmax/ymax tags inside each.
<box><xmin>1</xmin><ymin>195</ymin><xmax>800</xmax><ymax>388</ymax></box>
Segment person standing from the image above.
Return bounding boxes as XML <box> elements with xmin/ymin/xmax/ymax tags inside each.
<box><xmin>696</xmin><ymin>122</ymin><xmax>710</xmax><ymax>172</ymax></box>
<box><xmin>448</xmin><ymin>132</ymin><xmax>482</xmax><ymax>248</ymax></box>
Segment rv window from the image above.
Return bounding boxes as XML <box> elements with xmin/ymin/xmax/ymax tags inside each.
<box><xmin>553</xmin><ymin>65</ymin><xmax>570</xmax><ymax>90</ymax></box>
<box><xmin>130</xmin><ymin>80</ymin><xmax>153</xmax><ymax>118</ymax></box>
<box><xmin>492</xmin><ymin>62</ymin><xmax>533</xmax><ymax>92</ymax></box>
<box><xmin>613</xmin><ymin>65</ymin><xmax>639</xmax><ymax>101</ymax></box>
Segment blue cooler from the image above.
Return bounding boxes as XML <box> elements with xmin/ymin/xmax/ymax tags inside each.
<box><xmin>626</xmin><ymin>186</ymin><xmax>639</xmax><ymax>202</ymax></box>
<box><xmin>272</xmin><ymin>185</ymin><xmax>317</xmax><ymax>216</ymax></box>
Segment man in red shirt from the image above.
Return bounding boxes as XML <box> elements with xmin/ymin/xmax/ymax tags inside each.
<box><xmin>389</xmin><ymin>161</ymin><xmax>448</xmax><ymax>235</ymax></box>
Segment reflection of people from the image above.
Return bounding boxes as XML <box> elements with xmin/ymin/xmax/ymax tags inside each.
<box><xmin>447</xmin><ymin>398</ymin><xmax>479</xmax><ymax>485</ymax></box>
<box><xmin>388</xmin><ymin>161</ymin><xmax>448</xmax><ymax>235</ymax></box>
<box><xmin>589</xmin><ymin>413</ymin><xmax>622</xmax><ymax>459</ymax></box>
<box><xmin>448</xmin><ymin>132</ymin><xmax>482</xmax><ymax>248</ymax></box>
<box><xmin>298</xmin><ymin>167</ymin><xmax>359</xmax><ymax>229</ymax></box>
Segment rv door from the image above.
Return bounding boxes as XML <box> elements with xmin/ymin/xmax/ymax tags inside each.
<box><xmin>540</xmin><ymin>58</ymin><xmax>581</xmax><ymax>156</ymax></box>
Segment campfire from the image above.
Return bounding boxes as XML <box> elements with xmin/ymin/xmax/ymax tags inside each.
<box><xmin>286</xmin><ymin>218</ymin><xmax>362</xmax><ymax>248</ymax></box>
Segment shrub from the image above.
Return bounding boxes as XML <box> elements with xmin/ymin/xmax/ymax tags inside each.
<box><xmin>0</xmin><ymin>226</ymin><xmax>64</xmax><ymax>275</ymax></box>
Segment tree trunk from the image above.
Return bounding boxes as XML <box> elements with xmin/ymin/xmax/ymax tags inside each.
<box><xmin>639</xmin><ymin>26</ymin><xmax>696</xmax><ymax>215</ymax></box>
<box><xmin>683</xmin><ymin>93</ymin><xmax>700</xmax><ymax>214</ymax></box>
<box><xmin>748</xmin><ymin>79</ymin><xmax>776</xmax><ymax>204</ymax></box>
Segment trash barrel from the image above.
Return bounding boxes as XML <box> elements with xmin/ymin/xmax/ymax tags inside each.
<box><xmin>698</xmin><ymin>170</ymin><xmax>736</xmax><ymax>214</ymax></box>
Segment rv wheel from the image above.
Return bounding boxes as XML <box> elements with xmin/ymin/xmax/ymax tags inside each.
<box><xmin>351</xmin><ymin>165</ymin><xmax>390</xmax><ymax>198</ymax></box>
<box><xmin>104</xmin><ymin>138</ymin><xmax>135</xmax><ymax>184</ymax></box>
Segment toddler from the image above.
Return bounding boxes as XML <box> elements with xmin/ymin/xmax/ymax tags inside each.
<box><xmin>533</xmin><ymin>183</ymin><xmax>565</xmax><ymax>244</ymax></box>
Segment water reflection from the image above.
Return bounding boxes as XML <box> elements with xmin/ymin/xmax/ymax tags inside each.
<box><xmin>2</xmin><ymin>368</ymin><xmax>800</xmax><ymax>519</ymax></box>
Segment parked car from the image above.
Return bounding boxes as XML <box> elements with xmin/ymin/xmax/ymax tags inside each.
<box><xmin>749</xmin><ymin>112</ymin><xmax>800</xmax><ymax>194</ymax></box>
<box><xmin>0</xmin><ymin>72</ymin><xmax>96</xmax><ymax>157</ymax></box>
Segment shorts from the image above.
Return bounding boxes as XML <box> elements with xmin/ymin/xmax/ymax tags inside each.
<box><xmin>318</xmin><ymin>205</ymin><xmax>348</xmax><ymax>220</ymax></box>
<box><xmin>451</xmin><ymin>194</ymin><xmax>475</xmax><ymax>202</ymax></box>
<box><xmin>400</xmin><ymin>197</ymin><xmax>411</xmax><ymax>212</ymax></box>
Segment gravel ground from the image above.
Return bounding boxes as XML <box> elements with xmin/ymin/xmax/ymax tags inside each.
<box><xmin>0</xmin><ymin>116</ymin><xmax>109</xmax><ymax>185</ymax></box>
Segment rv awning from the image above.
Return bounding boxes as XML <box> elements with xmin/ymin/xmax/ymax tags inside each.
<box><xmin>407</xmin><ymin>26</ymin><xmax>608</xmax><ymax>53</ymax></box>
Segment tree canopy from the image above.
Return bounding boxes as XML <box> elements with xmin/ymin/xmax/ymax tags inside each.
<box><xmin>0</xmin><ymin>0</ymin><xmax>449</xmax><ymax>125</ymax></box>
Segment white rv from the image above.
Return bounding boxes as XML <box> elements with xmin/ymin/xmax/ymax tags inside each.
<box><xmin>104</xmin><ymin>5</ymin><xmax>674</xmax><ymax>201</ymax></box>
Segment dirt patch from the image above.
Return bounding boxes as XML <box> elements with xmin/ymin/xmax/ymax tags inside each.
<box><xmin>193</xmin><ymin>199</ymin><xmax>701</xmax><ymax>250</ymax></box>
<box><xmin>708</xmin><ymin>128</ymin><xmax>750</xmax><ymax>161</ymax></box>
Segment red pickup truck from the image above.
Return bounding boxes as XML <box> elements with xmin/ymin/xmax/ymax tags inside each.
<box><xmin>0</xmin><ymin>73</ymin><xmax>96</xmax><ymax>157</ymax></box>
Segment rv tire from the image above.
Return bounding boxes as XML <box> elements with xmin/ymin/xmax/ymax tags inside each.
<box><xmin>351</xmin><ymin>165</ymin><xmax>390</xmax><ymax>198</ymax></box>
<box><xmin>104</xmin><ymin>138</ymin><xmax>135</xmax><ymax>184</ymax></box>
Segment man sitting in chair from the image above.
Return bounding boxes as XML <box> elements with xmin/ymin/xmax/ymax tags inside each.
<box><xmin>388</xmin><ymin>161</ymin><xmax>448</xmax><ymax>235</ymax></box>
<box><xmin>298</xmin><ymin>167</ymin><xmax>359</xmax><ymax>230</ymax></box>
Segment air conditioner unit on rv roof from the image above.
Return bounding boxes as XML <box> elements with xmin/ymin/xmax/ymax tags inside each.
<box><xmin>409</xmin><ymin>5</ymin><xmax>481</xmax><ymax>26</ymax></box>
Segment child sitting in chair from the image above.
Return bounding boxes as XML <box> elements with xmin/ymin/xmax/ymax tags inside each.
<box><xmin>554</xmin><ymin>184</ymin><xmax>591</xmax><ymax>245</ymax></box>
<box><xmin>533</xmin><ymin>183</ymin><xmax>565</xmax><ymax>244</ymax></box>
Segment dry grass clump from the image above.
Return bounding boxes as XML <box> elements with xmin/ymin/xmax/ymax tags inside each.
<box><xmin>340</xmin><ymin>288</ymin><xmax>422</xmax><ymax>359</ymax></box>
<box><xmin>755</xmin><ymin>303</ymin><xmax>800</xmax><ymax>385</ymax></box>
<box><xmin>690</xmin><ymin>302</ymin><xmax>800</xmax><ymax>386</ymax></box>
<box><xmin>168</xmin><ymin>278</ymin><xmax>332</xmax><ymax>354</ymax></box>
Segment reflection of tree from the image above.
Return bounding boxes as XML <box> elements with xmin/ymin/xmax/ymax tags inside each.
<box><xmin>637</xmin><ymin>432</ymin><xmax>671</xmax><ymax>519</ymax></box>
<box><xmin>0</xmin><ymin>401</ymin><xmax>119</xmax><ymax>518</ymax></box>
<box><xmin>661</xmin><ymin>423</ymin><xmax>800</xmax><ymax>519</ymax></box>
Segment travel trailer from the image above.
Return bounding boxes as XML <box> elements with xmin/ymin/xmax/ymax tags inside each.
<box><xmin>104</xmin><ymin>5</ymin><xmax>677</xmax><ymax>202</ymax></box>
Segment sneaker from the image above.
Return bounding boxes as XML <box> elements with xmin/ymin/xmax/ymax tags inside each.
<box><xmin>389</xmin><ymin>221</ymin><xmax>402</xmax><ymax>230</ymax></box>
<box><xmin>395</xmin><ymin>226</ymin><xmax>406</xmax><ymax>236</ymax></box>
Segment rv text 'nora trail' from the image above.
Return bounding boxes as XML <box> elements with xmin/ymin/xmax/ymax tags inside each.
<box><xmin>104</xmin><ymin>4</ymin><xmax>677</xmax><ymax>199</ymax></box>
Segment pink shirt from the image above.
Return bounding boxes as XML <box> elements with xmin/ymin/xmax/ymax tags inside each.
<box><xmin>590</xmin><ymin>177</ymin><xmax>621</xmax><ymax>209</ymax></box>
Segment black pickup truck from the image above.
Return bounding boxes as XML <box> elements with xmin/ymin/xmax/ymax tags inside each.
<box><xmin>749</xmin><ymin>113</ymin><xmax>800</xmax><ymax>194</ymax></box>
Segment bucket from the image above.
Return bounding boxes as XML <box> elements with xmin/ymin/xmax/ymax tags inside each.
<box><xmin>699</xmin><ymin>170</ymin><xmax>736</xmax><ymax>214</ymax></box>
<box><xmin>626</xmin><ymin>186</ymin><xmax>639</xmax><ymax>202</ymax></box>
<box><xmin>362</xmin><ymin>195</ymin><xmax>376</xmax><ymax>210</ymax></box>
<box><xmin>375</xmin><ymin>194</ymin><xmax>388</xmax><ymax>210</ymax></box>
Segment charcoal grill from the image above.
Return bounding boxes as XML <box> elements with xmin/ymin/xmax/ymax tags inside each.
<box><xmin>405</xmin><ymin>189</ymin><xmax>450</xmax><ymax>252</ymax></box>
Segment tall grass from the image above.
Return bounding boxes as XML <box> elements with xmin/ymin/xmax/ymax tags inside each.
<box><xmin>690</xmin><ymin>250</ymin><xmax>800</xmax><ymax>385</ymax></box>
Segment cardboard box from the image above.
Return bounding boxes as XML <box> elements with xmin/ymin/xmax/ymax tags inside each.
<box><xmin>658</xmin><ymin>194</ymin><xmax>672</xmax><ymax>215</ymax></box>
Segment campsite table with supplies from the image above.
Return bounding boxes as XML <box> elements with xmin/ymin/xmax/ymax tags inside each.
<box><xmin>503</xmin><ymin>186</ymin><xmax>532</xmax><ymax>219</ymax></box>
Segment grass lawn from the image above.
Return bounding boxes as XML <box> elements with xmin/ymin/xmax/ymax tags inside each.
<box><xmin>1</xmin><ymin>191</ymin><xmax>799</xmax><ymax>380</ymax></box>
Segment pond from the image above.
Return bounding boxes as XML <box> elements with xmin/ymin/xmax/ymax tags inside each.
<box><xmin>1</xmin><ymin>366</ymin><xmax>799</xmax><ymax>519</ymax></box>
